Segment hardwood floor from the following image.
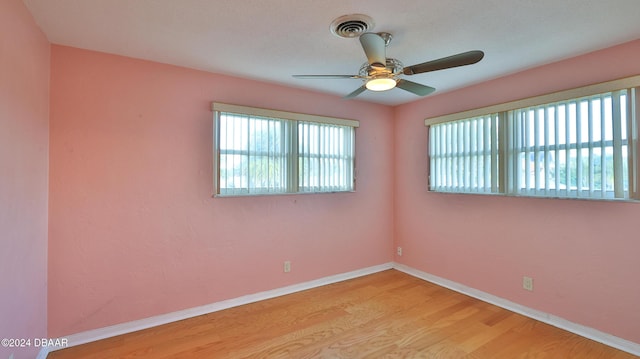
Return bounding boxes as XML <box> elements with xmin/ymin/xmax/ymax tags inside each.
<box><xmin>48</xmin><ymin>270</ymin><xmax>637</xmax><ymax>358</ymax></box>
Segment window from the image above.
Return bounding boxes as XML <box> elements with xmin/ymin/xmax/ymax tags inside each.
<box><xmin>212</xmin><ymin>103</ymin><xmax>358</xmax><ymax>196</ymax></box>
<box><xmin>427</xmin><ymin>77</ymin><xmax>640</xmax><ymax>200</ymax></box>
<box><xmin>429</xmin><ymin>114</ymin><xmax>501</xmax><ymax>194</ymax></box>
<box><xmin>510</xmin><ymin>91</ymin><xmax>631</xmax><ymax>198</ymax></box>
<box><xmin>216</xmin><ymin>112</ymin><xmax>290</xmax><ymax>195</ymax></box>
<box><xmin>298</xmin><ymin>121</ymin><xmax>356</xmax><ymax>193</ymax></box>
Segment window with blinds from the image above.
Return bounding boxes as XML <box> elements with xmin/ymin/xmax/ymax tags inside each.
<box><xmin>426</xmin><ymin>77</ymin><xmax>639</xmax><ymax>201</ymax></box>
<box><xmin>510</xmin><ymin>91</ymin><xmax>631</xmax><ymax>199</ymax></box>
<box><xmin>298</xmin><ymin>122</ymin><xmax>355</xmax><ymax>193</ymax></box>
<box><xmin>212</xmin><ymin>103</ymin><xmax>358</xmax><ymax>196</ymax></box>
<box><xmin>217</xmin><ymin>113</ymin><xmax>291</xmax><ymax>195</ymax></box>
<box><xmin>429</xmin><ymin>114</ymin><xmax>500</xmax><ymax>193</ymax></box>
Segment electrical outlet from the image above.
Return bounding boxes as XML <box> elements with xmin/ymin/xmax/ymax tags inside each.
<box><xmin>523</xmin><ymin>276</ymin><xmax>534</xmax><ymax>291</ymax></box>
<box><xmin>284</xmin><ymin>261</ymin><xmax>291</xmax><ymax>273</ymax></box>
<box><xmin>397</xmin><ymin>247</ymin><xmax>403</xmax><ymax>256</ymax></box>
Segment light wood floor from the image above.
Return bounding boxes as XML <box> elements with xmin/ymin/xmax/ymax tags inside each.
<box><xmin>49</xmin><ymin>270</ymin><xmax>637</xmax><ymax>358</ymax></box>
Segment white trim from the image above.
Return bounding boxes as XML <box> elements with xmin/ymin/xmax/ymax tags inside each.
<box><xmin>46</xmin><ymin>263</ymin><xmax>393</xmax><ymax>354</ymax></box>
<box><xmin>425</xmin><ymin>74</ymin><xmax>640</xmax><ymax>126</ymax></box>
<box><xmin>36</xmin><ymin>347</ymin><xmax>49</xmax><ymax>359</ymax></box>
<box><xmin>212</xmin><ymin>102</ymin><xmax>360</xmax><ymax>127</ymax></box>
<box><xmin>43</xmin><ymin>262</ymin><xmax>639</xmax><ymax>357</ymax></box>
<box><xmin>394</xmin><ymin>263</ymin><xmax>640</xmax><ymax>357</ymax></box>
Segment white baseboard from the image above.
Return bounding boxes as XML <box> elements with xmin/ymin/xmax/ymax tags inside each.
<box><xmin>393</xmin><ymin>263</ymin><xmax>640</xmax><ymax>357</ymax></box>
<box><xmin>36</xmin><ymin>347</ymin><xmax>48</xmax><ymax>359</ymax></box>
<box><xmin>43</xmin><ymin>262</ymin><xmax>394</xmax><ymax>356</ymax></box>
<box><xmin>43</xmin><ymin>261</ymin><xmax>639</xmax><ymax>357</ymax></box>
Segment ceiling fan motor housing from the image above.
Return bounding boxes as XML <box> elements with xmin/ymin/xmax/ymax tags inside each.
<box><xmin>359</xmin><ymin>58</ymin><xmax>404</xmax><ymax>78</ymax></box>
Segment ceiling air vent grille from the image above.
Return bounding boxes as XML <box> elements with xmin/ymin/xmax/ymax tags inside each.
<box><xmin>330</xmin><ymin>14</ymin><xmax>374</xmax><ymax>38</ymax></box>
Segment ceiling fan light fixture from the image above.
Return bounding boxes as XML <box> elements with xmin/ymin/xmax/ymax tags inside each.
<box><xmin>366</xmin><ymin>77</ymin><xmax>396</xmax><ymax>91</ymax></box>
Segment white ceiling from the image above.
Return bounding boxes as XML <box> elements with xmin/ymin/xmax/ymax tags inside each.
<box><xmin>23</xmin><ymin>0</ymin><xmax>640</xmax><ymax>106</ymax></box>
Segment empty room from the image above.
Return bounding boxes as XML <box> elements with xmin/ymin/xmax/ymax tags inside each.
<box><xmin>2</xmin><ymin>0</ymin><xmax>640</xmax><ymax>358</ymax></box>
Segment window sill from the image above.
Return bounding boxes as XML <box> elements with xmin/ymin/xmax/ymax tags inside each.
<box><xmin>427</xmin><ymin>190</ymin><xmax>640</xmax><ymax>204</ymax></box>
<box><xmin>213</xmin><ymin>190</ymin><xmax>356</xmax><ymax>198</ymax></box>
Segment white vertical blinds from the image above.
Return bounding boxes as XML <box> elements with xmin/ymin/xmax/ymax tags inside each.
<box><xmin>426</xmin><ymin>79</ymin><xmax>639</xmax><ymax>201</ymax></box>
<box><xmin>213</xmin><ymin>103</ymin><xmax>358</xmax><ymax>196</ymax></box>
<box><xmin>298</xmin><ymin>122</ymin><xmax>355</xmax><ymax>193</ymax></box>
<box><xmin>429</xmin><ymin>114</ymin><xmax>499</xmax><ymax>193</ymax></box>
<box><xmin>217</xmin><ymin>113</ymin><xmax>291</xmax><ymax>195</ymax></box>
<box><xmin>509</xmin><ymin>90</ymin><xmax>630</xmax><ymax>199</ymax></box>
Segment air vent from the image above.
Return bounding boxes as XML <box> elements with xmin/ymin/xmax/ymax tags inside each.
<box><xmin>330</xmin><ymin>14</ymin><xmax>374</xmax><ymax>38</ymax></box>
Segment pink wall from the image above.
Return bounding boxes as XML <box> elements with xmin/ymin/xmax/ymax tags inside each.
<box><xmin>46</xmin><ymin>27</ymin><xmax>640</xmax><ymax>346</ymax></box>
<box><xmin>0</xmin><ymin>0</ymin><xmax>50</xmax><ymax>358</ymax></box>
<box><xmin>48</xmin><ymin>45</ymin><xmax>394</xmax><ymax>336</ymax></box>
<box><xmin>394</xmin><ymin>39</ymin><xmax>640</xmax><ymax>344</ymax></box>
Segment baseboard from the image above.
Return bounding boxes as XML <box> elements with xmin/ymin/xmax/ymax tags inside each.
<box><xmin>44</xmin><ymin>262</ymin><xmax>394</xmax><ymax>356</ymax></box>
<box><xmin>36</xmin><ymin>347</ymin><xmax>48</xmax><ymax>359</ymax></box>
<box><xmin>393</xmin><ymin>263</ymin><xmax>640</xmax><ymax>357</ymax></box>
<box><xmin>43</xmin><ymin>261</ymin><xmax>639</xmax><ymax>357</ymax></box>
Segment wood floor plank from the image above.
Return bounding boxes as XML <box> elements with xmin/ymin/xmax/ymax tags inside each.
<box><xmin>48</xmin><ymin>270</ymin><xmax>638</xmax><ymax>359</ymax></box>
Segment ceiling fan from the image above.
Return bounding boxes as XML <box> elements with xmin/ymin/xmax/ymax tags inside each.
<box><xmin>293</xmin><ymin>32</ymin><xmax>484</xmax><ymax>99</ymax></box>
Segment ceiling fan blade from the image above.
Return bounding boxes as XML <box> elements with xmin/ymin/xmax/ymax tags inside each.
<box><xmin>359</xmin><ymin>33</ymin><xmax>386</xmax><ymax>68</ymax></box>
<box><xmin>293</xmin><ymin>74</ymin><xmax>360</xmax><ymax>79</ymax></box>
<box><xmin>403</xmin><ymin>50</ymin><xmax>484</xmax><ymax>75</ymax></box>
<box><xmin>396</xmin><ymin>79</ymin><xmax>436</xmax><ymax>96</ymax></box>
<box><xmin>344</xmin><ymin>85</ymin><xmax>367</xmax><ymax>99</ymax></box>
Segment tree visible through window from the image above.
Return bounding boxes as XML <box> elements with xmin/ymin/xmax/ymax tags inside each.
<box><xmin>218</xmin><ymin>113</ymin><xmax>289</xmax><ymax>194</ymax></box>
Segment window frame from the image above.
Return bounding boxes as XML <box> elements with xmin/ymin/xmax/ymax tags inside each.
<box><xmin>425</xmin><ymin>75</ymin><xmax>640</xmax><ymax>201</ymax></box>
<box><xmin>212</xmin><ymin>103</ymin><xmax>359</xmax><ymax>197</ymax></box>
